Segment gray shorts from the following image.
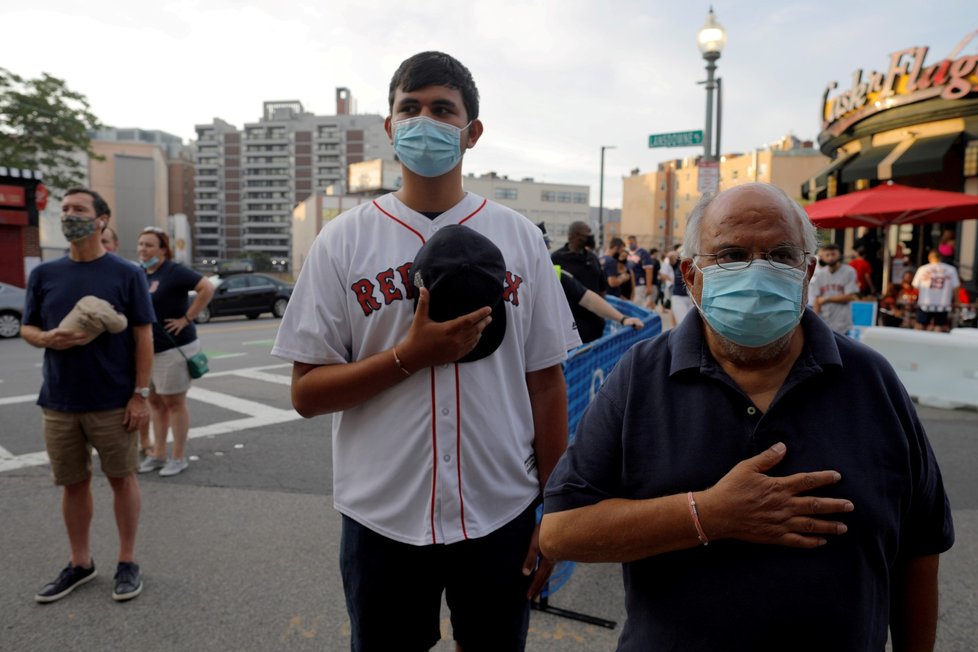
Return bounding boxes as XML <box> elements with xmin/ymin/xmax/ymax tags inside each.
<box><xmin>151</xmin><ymin>340</ymin><xmax>201</xmax><ymax>395</ymax></box>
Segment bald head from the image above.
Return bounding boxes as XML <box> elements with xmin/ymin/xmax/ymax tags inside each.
<box><xmin>683</xmin><ymin>183</ymin><xmax>817</xmax><ymax>258</ymax></box>
<box><xmin>568</xmin><ymin>221</ymin><xmax>591</xmax><ymax>238</ymax></box>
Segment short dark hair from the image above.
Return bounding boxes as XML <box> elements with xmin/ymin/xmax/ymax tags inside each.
<box><xmin>64</xmin><ymin>187</ymin><xmax>111</xmax><ymax>219</ymax></box>
<box><xmin>819</xmin><ymin>242</ymin><xmax>840</xmax><ymax>253</ymax></box>
<box><xmin>388</xmin><ymin>51</ymin><xmax>480</xmax><ymax>121</ymax></box>
<box><xmin>609</xmin><ymin>237</ymin><xmax>625</xmax><ymax>249</ymax></box>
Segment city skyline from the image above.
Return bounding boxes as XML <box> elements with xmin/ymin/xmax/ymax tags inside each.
<box><xmin>1</xmin><ymin>0</ymin><xmax>975</xmax><ymax>208</ymax></box>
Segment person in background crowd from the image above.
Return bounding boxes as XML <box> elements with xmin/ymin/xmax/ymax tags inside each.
<box><xmin>601</xmin><ymin>238</ymin><xmax>632</xmax><ymax>299</ymax></box>
<box><xmin>809</xmin><ymin>243</ymin><xmax>859</xmax><ymax>335</ymax></box>
<box><xmin>938</xmin><ymin>229</ymin><xmax>956</xmax><ymax>264</ymax></box>
<box><xmin>136</xmin><ymin>227</ymin><xmax>214</xmax><ymax>478</ymax></box>
<box><xmin>23</xmin><ymin>188</ymin><xmax>155</xmax><ymax>603</ymax></box>
<box><xmin>540</xmin><ymin>224</ymin><xmax>643</xmax><ymax>336</ymax></box>
<box><xmin>101</xmin><ymin>225</ymin><xmax>119</xmax><ymax>253</ymax></box>
<box><xmin>540</xmin><ymin>182</ymin><xmax>953</xmax><ymax>651</ymax></box>
<box><xmin>912</xmin><ymin>249</ymin><xmax>961</xmax><ymax>332</ymax></box>
<box><xmin>552</xmin><ymin>221</ymin><xmax>608</xmax><ymax>343</ymax></box>
<box><xmin>625</xmin><ymin>235</ymin><xmax>656</xmax><ymax>307</ymax></box>
<box><xmin>668</xmin><ymin>249</ymin><xmax>693</xmax><ymax>325</ymax></box>
<box><xmin>849</xmin><ymin>246</ymin><xmax>875</xmax><ymax>297</ymax></box>
<box><xmin>878</xmin><ymin>283</ymin><xmax>907</xmax><ymax>327</ymax></box>
<box><xmin>899</xmin><ymin>270</ymin><xmax>919</xmax><ymax>307</ymax></box>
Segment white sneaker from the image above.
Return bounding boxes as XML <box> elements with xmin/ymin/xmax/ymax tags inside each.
<box><xmin>138</xmin><ymin>456</ymin><xmax>166</xmax><ymax>474</ymax></box>
<box><xmin>159</xmin><ymin>458</ymin><xmax>189</xmax><ymax>477</ymax></box>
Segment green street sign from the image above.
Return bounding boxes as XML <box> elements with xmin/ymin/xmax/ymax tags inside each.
<box><xmin>648</xmin><ymin>130</ymin><xmax>704</xmax><ymax>148</ymax></box>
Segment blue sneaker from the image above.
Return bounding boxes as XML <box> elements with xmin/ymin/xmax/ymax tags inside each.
<box><xmin>112</xmin><ymin>561</ymin><xmax>142</xmax><ymax>601</ymax></box>
<box><xmin>35</xmin><ymin>561</ymin><xmax>97</xmax><ymax>603</ymax></box>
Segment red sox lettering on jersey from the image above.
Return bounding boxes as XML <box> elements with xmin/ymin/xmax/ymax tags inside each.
<box><xmin>272</xmin><ymin>192</ymin><xmax>581</xmax><ymax>547</ymax></box>
<box><xmin>812</xmin><ymin>282</ymin><xmax>847</xmax><ymax>298</ymax></box>
<box><xmin>352</xmin><ymin>268</ymin><xmax>523</xmax><ymax>316</ymax></box>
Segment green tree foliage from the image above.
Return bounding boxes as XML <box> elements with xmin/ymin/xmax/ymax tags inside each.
<box><xmin>0</xmin><ymin>67</ymin><xmax>102</xmax><ymax>191</ymax></box>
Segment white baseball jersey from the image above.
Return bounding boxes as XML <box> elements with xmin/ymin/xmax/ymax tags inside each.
<box><xmin>912</xmin><ymin>262</ymin><xmax>960</xmax><ymax>311</ymax></box>
<box><xmin>272</xmin><ymin>192</ymin><xmax>581</xmax><ymax>546</ymax></box>
<box><xmin>808</xmin><ymin>264</ymin><xmax>858</xmax><ymax>334</ymax></box>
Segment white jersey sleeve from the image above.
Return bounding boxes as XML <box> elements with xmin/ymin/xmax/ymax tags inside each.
<box><xmin>272</xmin><ymin>222</ymin><xmax>354</xmax><ymax>365</ymax></box>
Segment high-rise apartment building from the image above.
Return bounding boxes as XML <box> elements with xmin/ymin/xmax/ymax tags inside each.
<box><xmin>194</xmin><ymin>96</ymin><xmax>391</xmax><ymax>270</ymax></box>
<box><xmin>622</xmin><ymin>136</ymin><xmax>828</xmax><ymax>251</ymax></box>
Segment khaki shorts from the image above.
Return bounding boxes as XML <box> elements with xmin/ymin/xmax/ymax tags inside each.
<box><xmin>42</xmin><ymin>408</ymin><xmax>138</xmax><ymax>485</ymax></box>
<box><xmin>151</xmin><ymin>340</ymin><xmax>201</xmax><ymax>396</ymax></box>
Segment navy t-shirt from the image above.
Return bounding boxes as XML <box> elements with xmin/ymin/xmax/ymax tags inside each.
<box><xmin>145</xmin><ymin>260</ymin><xmax>203</xmax><ymax>353</ymax></box>
<box><xmin>24</xmin><ymin>253</ymin><xmax>156</xmax><ymax>411</ymax></box>
<box><xmin>600</xmin><ymin>255</ymin><xmax>623</xmax><ymax>298</ymax></box>
<box><xmin>545</xmin><ymin>310</ymin><xmax>954</xmax><ymax>651</ymax></box>
<box><xmin>627</xmin><ymin>248</ymin><xmax>654</xmax><ymax>287</ymax></box>
<box><xmin>671</xmin><ymin>261</ymin><xmax>688</xmax><ymax>297</ymax></box>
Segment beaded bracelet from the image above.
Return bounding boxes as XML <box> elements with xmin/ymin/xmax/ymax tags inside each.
<box><xmin>687</xmin><ymin>491</ymin><xmax>709</xmax><ymax>546</ymax></box>
<box><xmin>392</xmin><ymin>346</ymin><xmax>412</xmax><ymax>376</ymax></box>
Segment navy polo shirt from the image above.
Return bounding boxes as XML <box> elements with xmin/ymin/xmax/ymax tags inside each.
<box><xmin>545</xmin><ymin>310</ymin><xmax>954</xmax><ymax>651</ymax></box>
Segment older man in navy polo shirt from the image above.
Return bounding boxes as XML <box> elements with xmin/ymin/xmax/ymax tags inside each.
<box><xmin>541</xmin><ymin>183</ymin><xmax>953</xmax><ymax>652</ymax></box>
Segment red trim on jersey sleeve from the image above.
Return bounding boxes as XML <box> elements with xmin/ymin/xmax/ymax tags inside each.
<box><xmin>458</xmin><ymin>198</ymin><xmax>488</xmax><ymax>225</ymax></box>
<box><xmin>429</xmin><ymin>367</ymin><xmax>438</xmax><ymax>545</ymax></box>
<box><xmin>373</xmin><ymin>199</ymin><xmax>427</xmax><ymax>244</ymax></box>
<box><xmin>454</xmin><ymin>363</ymin><xmax>468</xmax><ymax>540</ymax></box>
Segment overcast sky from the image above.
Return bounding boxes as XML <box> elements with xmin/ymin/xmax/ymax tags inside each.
<box><xmin>2</xmin><ymin>0</ymin><xmax>975</xmax><ymax>207</ymax></box>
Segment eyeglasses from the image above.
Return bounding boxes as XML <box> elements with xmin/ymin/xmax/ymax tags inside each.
<box><xmin>693</xmin><ymin>246</ymin><xmax>811</xmax><ymax>271</ymax></box>
<box><xmin>142</xmin><ymin>226</ymin><xmax>165</xmax><ymax>234</ymax></box>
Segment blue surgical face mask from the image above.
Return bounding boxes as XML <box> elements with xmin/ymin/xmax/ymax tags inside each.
<box><xmin>691</xmin><ymin>260</ymin><xmax>807</xmax><ymax>347</ymax></box>
<box><xmin>393</xmin><ymin>116</ymin><xmax>470</xmax><ymax>178</ymax></box>
<box><xmin>140</xmin><ymin>256</ymin><xmax>160</xmax><ymax>270</ymax></box>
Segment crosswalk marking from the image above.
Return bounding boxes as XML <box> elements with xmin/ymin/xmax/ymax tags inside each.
<box><xmin>0</xmin><ymin>363</ymin><xmax>300</xmax><ymax>474</ymax></box>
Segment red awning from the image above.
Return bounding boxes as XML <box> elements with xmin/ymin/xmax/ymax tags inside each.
<box><xmin>805</xmin><ymin>182</ymin><xmax>978</xmax><ymax>229</ymax></box>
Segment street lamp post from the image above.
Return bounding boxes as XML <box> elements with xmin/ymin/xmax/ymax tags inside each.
<box><xmin>598</xmin><ymin>145</ymin><xmax>615</xmax><ymax>250</ymax></box>
<box><xmin>697</xmin><ymin>6</ymin><xmax>727</xmax><ymax>167</ymax></box>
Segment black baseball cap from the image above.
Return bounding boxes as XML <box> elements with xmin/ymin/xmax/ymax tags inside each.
<box><xmin>410</xmin><ymin>225</ymin><xmax>507</xmax><ymax>363</ymax></box>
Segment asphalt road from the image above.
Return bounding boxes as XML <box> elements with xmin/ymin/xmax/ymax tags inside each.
<box><xmin>1</xmin><ymin>317</ymin><xmax>975</xmax><ymax>651</ymax></box>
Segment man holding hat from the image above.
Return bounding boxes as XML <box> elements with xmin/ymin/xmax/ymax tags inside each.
<box><xmin>22</xmin><ymin>187</ymin><xmax>155</xmax><ymax>603</ymax></box>
<box><xmin>273</xmin><ymin>51</ymin><xmax>579</xmax><ymax>651</ymax></box>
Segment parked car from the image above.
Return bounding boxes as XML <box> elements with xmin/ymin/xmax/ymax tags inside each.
<box><xmin>194</xmin><ymin>273</ymin><xmax>293</xmax><ymax>323</ymax></box>
<box><xmin>0</xmin><ymin>282</ymin><xmax>26</xmax><ymax>338</ymax></box>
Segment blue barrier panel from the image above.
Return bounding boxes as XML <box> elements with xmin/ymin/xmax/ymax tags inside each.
<box><xmin>539</xmin><ymin>298</ymin><xmax>662</xmax><ymax>599</ymax></box>
<box><xmin>564</xmin><ymin>298</ymin><xmax>663</xmax><ymax>442</ymax></box>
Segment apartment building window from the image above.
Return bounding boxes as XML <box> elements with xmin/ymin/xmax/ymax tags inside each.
<box><xmin>557</xmin><ymin>192</ymin><xmax>572</xmax><ymax>203</ymax></box>
<box><xmin>759</xmin><ymin>163</ymin><xmax>768</xmax><ymax>176</ymax></box>
<box><xmin>572</xmin><ymin>192</ymin><xmax>588</xmax><ymax>204</ymax></box>
<box><xmin>541</xmin><ymin>191</ymin><xmax>557</xmax><ymax>202</ymax></box>
<box><xmin>494</xmin><ymin>188</ymin><xmax>518</xmax><ymax>200</ymax></box>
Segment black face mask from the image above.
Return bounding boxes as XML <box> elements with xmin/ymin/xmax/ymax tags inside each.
<box><xmin>584</xmin><ymin>235</ymin><xmax>596</xmax><ymax>249</ymax></box>
<box><xmin>818</xmin><ymin>259</ymin><xmax>828</xmax><ymax>266</ymax></box>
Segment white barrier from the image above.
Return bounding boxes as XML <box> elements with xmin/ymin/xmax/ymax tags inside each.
<box><xmin>951</xmin><ymin>328</ymin><xmax>978</xmax><ymax>339</ymax></box>
<box><xmin>860</xmin><ymin>326</ymin><xmax>978</xmax><ymax>409</ymax></box>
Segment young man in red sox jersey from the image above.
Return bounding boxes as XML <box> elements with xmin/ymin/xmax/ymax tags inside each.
<box><xmin>272</xmin><ymin>52</ymin><xmax>580</xmax><ymax>651</ymax></box>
